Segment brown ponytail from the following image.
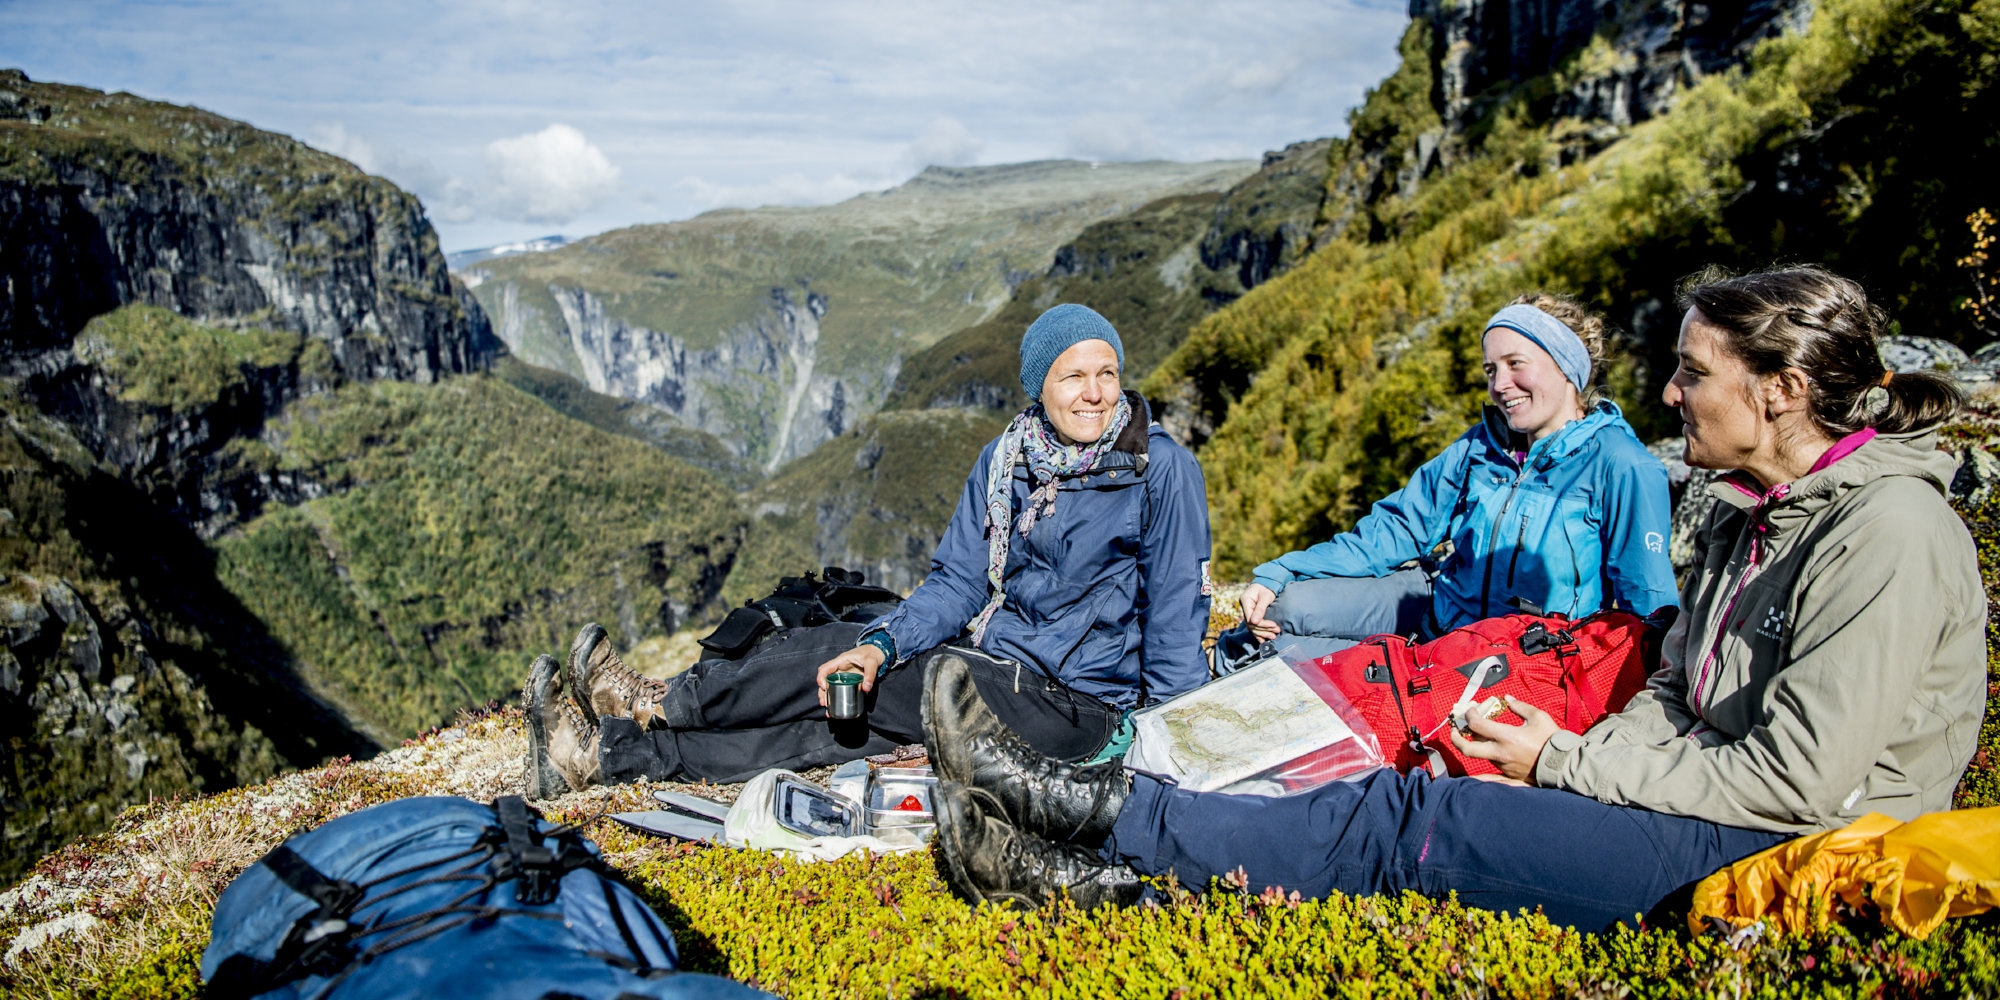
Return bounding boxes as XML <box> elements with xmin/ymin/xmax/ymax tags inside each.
<box><xmin>1675</xmin><ymin>265</ymin><xmax>1962</xmax><ymax>435</ymax></box>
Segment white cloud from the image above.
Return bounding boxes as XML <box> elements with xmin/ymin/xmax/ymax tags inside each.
<box><xmin>482</xmin><ymin>124</ymin><xmax>621</xmax><ymax>224</ymax></box>
<box><xmin>901</xmin><ymin>117</ymin><xmax>983</xmax><ymax>170</ymax></box>
<box><xmin>306</xmin><ymin>122</ymin><xmax>479</xmax><ymax>222</ymax></box>
<box><xmin>1065</xmin><ymin>115</ymin><xmax>1168</xmax><ymax>162</ymax></box>
<box><xmin>675</xmin><ymin>171</ymin><xmax>891</xmax><ymax>211</ymax></box>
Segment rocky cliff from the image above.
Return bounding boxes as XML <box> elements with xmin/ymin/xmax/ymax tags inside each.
<box><xmin>0</xmin><ymin>72</ymin><xmax>752</xmax><ymax>881</ymax></box>
<box><xmin>465</xmin><ymin>159</ymin><xmax>1258</xmax><ymax>470</ymax></box>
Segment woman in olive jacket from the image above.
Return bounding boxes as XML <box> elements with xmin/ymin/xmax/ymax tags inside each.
<box><xmin>922</xmin><ymin>265</ymin><xmax>1989</xmax><ymax>931</ymax></box>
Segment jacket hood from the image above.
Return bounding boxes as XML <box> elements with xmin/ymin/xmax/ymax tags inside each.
<box><xmin>1478</xmin><ymin>400</ymin><xmax>1633</xmax><ymax>464</ymax></box>
<box><xmin>1709</xmin><ymin>428</ymin><xmax>1958</xmax><ymax>530</ymax></box>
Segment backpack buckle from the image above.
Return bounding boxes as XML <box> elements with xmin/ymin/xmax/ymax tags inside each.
<box><xmin>1518</xmin><ymin>621</ymin><xmax>1575</xmax><ymax>656</ymax></box>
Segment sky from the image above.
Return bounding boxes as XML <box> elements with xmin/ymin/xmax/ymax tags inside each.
<box><xmin>0</xmin><ymin>0</ymin><xmax>1410</xmax><ymax>252</ymax></box>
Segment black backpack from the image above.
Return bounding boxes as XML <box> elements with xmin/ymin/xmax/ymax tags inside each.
<box><xmin>696</xmin><ymin>566</ymin><xmax>903</xmax><ymax>660</ymax></box>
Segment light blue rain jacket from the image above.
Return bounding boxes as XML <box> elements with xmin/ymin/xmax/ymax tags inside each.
<box><xmin>1252</xmin><ymin>401</ymin><xmax>1678</xmax><ymax>632</ymax></box>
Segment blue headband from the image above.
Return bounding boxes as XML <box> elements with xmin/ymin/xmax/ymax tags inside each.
<box><xmin>1484</xmin><ymin>304</ymin><xmax>1591</xmax><ymax>391</ymax></box>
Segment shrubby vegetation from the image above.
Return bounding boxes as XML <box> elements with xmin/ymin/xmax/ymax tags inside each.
<box><xmin>211</xmin><ymin>375</ymin><xmax>746</xmax><ymax>740</ymax></box>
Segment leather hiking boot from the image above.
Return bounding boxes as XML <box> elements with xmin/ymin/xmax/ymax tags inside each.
<box><xmin>966</xmin><ymin>727</ymin><xmax>1128</xmax><ymax>845</ymax></box>
<box><xmin>568</xmin><ymin>623</ymin><xmax>668</xmax><ymax>729</ymax></box>
<box><xmin>933</xmin><ymin>781</ymin><xmax>1141</xmax><ymax>912</ymax></box>
<box><xmin>545</xmin><ymin>678</ymin><xmax>602</xmax><ymax>792</ymax></box>
<box><xmin>523</xmin><ymin>654</ymin><xmax>570</xmax><ymax>799</ymax></box>
<box><xmin>922</xmin><ymin>650</ymin><xmax>1011</xmax><ymax>786</ymax></box>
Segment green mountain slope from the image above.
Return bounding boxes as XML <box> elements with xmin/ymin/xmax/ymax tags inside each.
<box><xmin>723</xmin><ymin>408</ymin><xmax>1009</xmax><ymax>601</ymax></box>
<box><xmin>463</xmin><ymin>159</ymin><xmax>1257</xmax><ymax>470</ymax></box>
<box><xmin>212</xmin><ymin>374</ymin><xmax>747</xmax><ymax>742</ymax></box>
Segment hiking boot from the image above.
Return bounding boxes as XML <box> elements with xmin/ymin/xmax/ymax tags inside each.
<box><xmin>567</xmin><ymin>623</ymin><xmax>669</xmax><ymax>729</ymax></box>
<box><xmin>523</xmin><ymin>654</ymin><xmax>569</xmax><ymax>799</ymax></box>
<box><xmin>921</xmin><ymin>650</ymin><xmax>1011</xmax><ymax>786</ymax></box>
<box><xmin>932</xmin><ymin>781</ymin><xmax>1142</xmax><ymax>911</ymax></box>
<box><xmin>964</xmin><ymin>727</ymin><xmax>1128</xmax><ymax>845</ymax></box>
<box><xmin>524</xmin><ymin>653</ymin><xmax>598</xmax><ymax>796</ymax></box>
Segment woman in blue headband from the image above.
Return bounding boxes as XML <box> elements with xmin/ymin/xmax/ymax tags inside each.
<box><xmin>1228</xmin><ymin>294</ymin><xmax>1678</xmax><ymax>664</ymax></box>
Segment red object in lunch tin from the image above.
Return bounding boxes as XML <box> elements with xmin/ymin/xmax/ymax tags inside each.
<box><xmin>895</xmin><ymin>795</ymin><xmax>924</xmax><ymax>812</ymax></box>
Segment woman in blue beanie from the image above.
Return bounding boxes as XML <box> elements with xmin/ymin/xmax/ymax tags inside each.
<box><xmin>1224</xmin><ymin>293</ymin><xmax>1678</xmax><ymax>666</ymax></box>
<box><xmin>525</xmin><ymin>303</ymin><xmax>1215</xmax><ymax>791</ymax></box>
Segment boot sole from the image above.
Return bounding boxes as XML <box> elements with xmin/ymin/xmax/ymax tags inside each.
<box><xmin>931</xmin><ymin>781</ymin><xmax>992</xmax><ymax>907</ymax></box>
<box><xmin>522</xmin><ymin>654</ymin><xmax>569</xmax><ymax>799</ymax></box>
<box><xmin>567</xmin><ymin>623</ymin><xmax>609</xmax><ymax>727</ymax></box>
<box><xmin>922</xmin><ymin>651</ymin><xmax>993</xmax><ymax>786</ymax></box>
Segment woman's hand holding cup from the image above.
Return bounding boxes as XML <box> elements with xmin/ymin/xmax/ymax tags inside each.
<box><xmin>815</xmin><ymin>643</ymin><xmax>887</xmax><ymax>707</ymax></box>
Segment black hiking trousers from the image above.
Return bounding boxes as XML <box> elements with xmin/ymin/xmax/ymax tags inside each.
<box><xmin>596</xmin><ymin>622</ymin><xmax>1121</xmax><ymax>785</ymax></box>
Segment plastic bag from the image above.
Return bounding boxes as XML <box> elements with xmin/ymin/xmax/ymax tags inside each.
<box><xmin>1125</xmin><ymin>643</ymin><xmax>1384</xmax><ymax>796</ymax></box>
<box><xmin>722</xmin><ymin>769</ymin><xmax>930</xmax><ymax>862</ymax></box>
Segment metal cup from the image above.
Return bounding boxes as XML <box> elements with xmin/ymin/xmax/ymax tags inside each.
<box><xmin>827</xmin><ymin>671</ymin><xmax>865</xmax><ymax>720</ymax></box>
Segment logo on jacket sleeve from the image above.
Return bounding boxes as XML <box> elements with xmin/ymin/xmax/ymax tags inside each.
<box><xmin>1644</xmin><ymin>531</ymin><xmax>1664</xmax><ymax>554</ymax></box>
<box><xmin>1200</xmin><ymin>560</ymin><xmax>1213</xmax><ymax>597</ymax></box>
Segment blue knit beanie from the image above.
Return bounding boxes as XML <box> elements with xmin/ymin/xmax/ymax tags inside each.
<box><xmin>1019</xmin><ymin>304</ymin><xmax>1125</xmax><ymax>400</ymax></box>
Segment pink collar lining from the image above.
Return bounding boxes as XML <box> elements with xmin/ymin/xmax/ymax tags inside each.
<box><xmin>1807</xmin><ymin>427</ymin><xmax>1876</xmax><ymax>474</ymax></box>
<box><xmin>1720</xmin><ymin>428</ymin><xmax>1876</xmax><ymax>500</ymax></box>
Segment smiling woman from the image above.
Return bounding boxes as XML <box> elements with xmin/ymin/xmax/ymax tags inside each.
<box><xmin>1228</xmin><ymin>292</ymin><xmax>1677</xmax><ymax>664</ymax></box>
<box><xmin>523</xmin><ymin>303</ymin><xmax>1217</xmax><ymax>793</ymax></box>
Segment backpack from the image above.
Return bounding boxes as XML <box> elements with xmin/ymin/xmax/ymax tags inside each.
<box><xmin>1308</xmin><ymin>609</ymin><xmax>1673</xmax><ymax>778</ymax></box>
<box><xmin>201</xmin><ymin>796</ymin><xmax>767</xmax><ymax>1000</ymax></box>
<box><xmin>697</xmin><ymin>566</ymin><xmax>903</xmax><ymax>660</ymax></box>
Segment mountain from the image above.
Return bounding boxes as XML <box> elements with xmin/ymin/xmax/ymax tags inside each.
<box><xmin>461</xmin><ymin>159</ymin><xmax>1258</xmax><ymax>471</ymax></box>
<box><xmin>0</xmin><ymin>70</ymin><xmax>746</xmax><ymax>878</ymax></box>
<box><xmin>445</xmin><ymin>234</ymin><xmax>568</xmax><ymax>271</ymax></box>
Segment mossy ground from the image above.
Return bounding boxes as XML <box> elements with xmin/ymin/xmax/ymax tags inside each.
<box><xmin>2</xmin><ymin>701</ymin><xmax>1995</xmax><ymax>999</ymax></box>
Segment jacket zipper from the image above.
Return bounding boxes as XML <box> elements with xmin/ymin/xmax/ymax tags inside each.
<box><xmin>1688</xmin><ymin>484</ymin><xmax>1788</xmax><ymax>715</ymax></box>
<box><xmin>1505</xmin><ymin>510</ymin><xmax>1531</xmax><ymax>587</ymax></box>
<box><xmin>1479</xmin><ymin>461</ymin><xmax>1534</xmax><ymax>617</ymax></box>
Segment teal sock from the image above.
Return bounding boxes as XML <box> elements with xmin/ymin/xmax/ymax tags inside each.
<box><xmin>1082</xmin><ymin>711</ymin><xmax>1135</xmax><ymax>766</ymax></box>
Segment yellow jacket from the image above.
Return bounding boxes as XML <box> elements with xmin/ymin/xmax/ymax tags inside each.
<box><xmin>1691</xmin><ymin>808</ymin><xmax>2000</xmax><ymax>939</ymax></box>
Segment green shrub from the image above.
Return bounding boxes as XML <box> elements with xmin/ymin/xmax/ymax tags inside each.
<box><xmin>73</xmin><ymin>305</ymin><xmax>330</xmax><ymax>412</ymax></box>
<box><xmin>626</xmin><ymin>840</ymin><xmax>2000</xmax><ymax>999</ymax></box>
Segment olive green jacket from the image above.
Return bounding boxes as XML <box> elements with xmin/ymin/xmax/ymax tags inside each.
<box><xmin>1534</xmin><ymin>429</ymin><xmax>1989</xmax><ymax>833</ymax></box>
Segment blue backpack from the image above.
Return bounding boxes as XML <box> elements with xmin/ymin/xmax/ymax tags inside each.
<box><xmin>201</xmin><ymin>795</ymin><xmax>768</xmax><ymax>1000</ymax></box>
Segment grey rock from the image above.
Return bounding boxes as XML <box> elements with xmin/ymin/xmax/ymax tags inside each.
<box><xmin>1647</xmin><ymin>436</ymin><xmax>1693</xmax><ymax>489</ymax></box>
<box><xmin>1952</xmin><ymin>447</ymin><xmax>2000</xmax><ymax>504</ymax></box>
<box><xmin>1670</xmin><ymin>473</ymin><xmax>1720</xmax><ymax>577</ymax></box>
<box><xmin>1412</xmin><ymin>0</ymin><xmax>1813</xmax><ymax>154</ymax></box>
<box><xmin>1880</xmin><ymin>335</ymin><xmax>1971</xmax><ymax>374</ymax></box>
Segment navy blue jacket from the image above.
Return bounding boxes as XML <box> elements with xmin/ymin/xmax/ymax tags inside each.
<box><xmin>873</xmin><ymin>394</ymin><xmax>1212</xmax><ymax>710</ymax></box>
<box><xmin>1252</xmin><ymin>401</ymin><xmax>1678</xmax><ymax>630</ymax></box>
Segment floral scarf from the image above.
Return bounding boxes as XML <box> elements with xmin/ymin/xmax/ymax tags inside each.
<box><xmin>967</xmin><ymin>394</ymin><xmax>1133</xmax><ymax>644</ymax></box>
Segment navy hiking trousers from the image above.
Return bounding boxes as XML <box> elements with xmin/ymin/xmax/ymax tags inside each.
<box><xmin>1102</xmin><ymin>768</ymin><xmax>1789</xmax><ymax>931</ymax></box>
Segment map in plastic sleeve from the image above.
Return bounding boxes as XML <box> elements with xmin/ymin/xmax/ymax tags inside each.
<box><xmin>1126</xmin><ymin>648</ymin><xmax>1381</xmax><ymax>793</ymax></box>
